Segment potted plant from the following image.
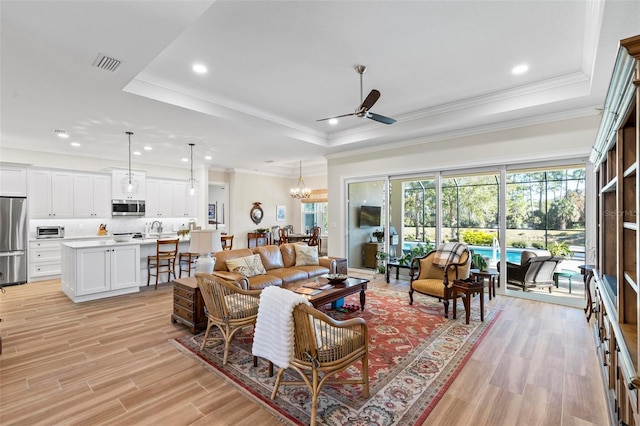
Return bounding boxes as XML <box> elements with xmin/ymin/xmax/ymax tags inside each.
<box><xmin>398</xmin><ymin>242</ymin><xmax>433</xmax><ymax>266</ymax></box>
<box><xmin>372</xmin><ymin>229</ymin><xmax>384</xmax><ymax>243</ymax></box>
<box><xmin>548</xmin><ymin>241</ymin><xmax>572</xmax><ymax>258</ymax></box>
<box><xmin>375</xmin><ymin>251</ymin><xmax>389</xmax><ymax>275</ymax></box>
<box><xmin>471</xmin><ymin>252</ymin><xmax>488</xmax><ymax>271</ymax></box>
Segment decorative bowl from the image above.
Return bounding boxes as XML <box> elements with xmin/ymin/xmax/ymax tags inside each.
<box><xmin>112</xmin><ymin>233</ymin><xmax>134</xmax><ymax>242</ymax></box>
<box><xmin>325</xmin><ymin>273</ymin><xmax>348</xmax><ymax>283</ymax></box>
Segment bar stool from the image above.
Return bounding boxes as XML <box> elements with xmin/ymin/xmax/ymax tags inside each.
<box><xmin>147</xmin><ymin>239</ymin><xmax>179</xmax><ymax>289</ymax></box>
<box><xmin>178</xmin><ymin>252</ymin><xmax>198</xmax><ymax>278</ymax></box>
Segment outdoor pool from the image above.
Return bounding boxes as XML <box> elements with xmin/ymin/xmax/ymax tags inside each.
<box><xmin>469</xmin><ymin>246</ymin><xmax>524</xmax><ymax>264</ymax></box>
<box><xmin>402</xmin><ymin>242</ymin><xmax>529</xmax><ymax>264</ymax></box>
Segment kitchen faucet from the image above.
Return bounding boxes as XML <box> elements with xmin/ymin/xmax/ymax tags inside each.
<box><xmin>150</xmin><ymin>220</ymin><xmax>163</xmax><ymax>235</ymax></box>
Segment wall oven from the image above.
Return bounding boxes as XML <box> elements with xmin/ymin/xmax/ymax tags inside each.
<box><xmin>112</xmin><ymin>199</ymin><xmax>145</xmax><ymax>217</ymax></box>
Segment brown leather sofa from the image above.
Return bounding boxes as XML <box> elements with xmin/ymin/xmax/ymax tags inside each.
<box><xmin>211</xmin><ymin>243</ymin><xmax>338</xmax><ymax>290</ymax></box>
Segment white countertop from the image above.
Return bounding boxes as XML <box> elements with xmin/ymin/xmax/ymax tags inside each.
<box><xmin>61</xmin><ymin>237</ymin><xmax>190</xmax><ymax>249</ymax></box>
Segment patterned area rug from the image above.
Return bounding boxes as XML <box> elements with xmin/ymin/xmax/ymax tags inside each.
<box><xmin>171</xmin><ymin>286</ymin><xmax>500</xmax><ymax>425</ymax></box>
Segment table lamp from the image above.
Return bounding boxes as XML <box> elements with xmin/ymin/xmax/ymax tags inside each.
<box><xmin>189</xmin><ymin>229</ymin><xmax>223</xmax><ymax>273</ymax></box>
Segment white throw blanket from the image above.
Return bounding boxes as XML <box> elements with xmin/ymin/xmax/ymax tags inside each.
<box><xmin>252</xmin><ymin>286</ymin><xmax>310</xmax><ymax>369</ymax></box>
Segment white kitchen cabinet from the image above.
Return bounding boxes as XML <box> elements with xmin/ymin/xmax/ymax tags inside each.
<box><xmin>0</xmin><ymin>165</ymin><xmax>27</xmax><ymax>196</ymax></box>
<box><xmin>29</xmin><ymin>239</ymin><xmax>68</xmax><ymax>281</ymax></box>
<box><xmin>146</xmin><ymin>179</ymin><xmax>173</xmax><ymax>217</ymax></box>
<box><xmin>28</xmin><ymin>169</ymin><xmax>74</xmax><ymax>218</ymax></box>
<box><xmin>61</xmin><ymin>241</ymin><xmax>140</xmax><ymax>302</ymax></box>
<box><xmin>171</xmin><ymin>181</ymin><xmax>198</xmax><ymax>217</ymax></box>
<box><xmin>73</xmin><ymin>173</ymin><xmax>111</xmax><ymax>218</ymax></box>
<box><xmin>112</xmin><ymin>169</ymin><xmax>146</xmax><ymax>200</ymax></box>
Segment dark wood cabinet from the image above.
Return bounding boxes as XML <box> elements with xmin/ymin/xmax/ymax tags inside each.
<box><xmin>363</xmin><ymin>242</ymin><xmax>383</xmax><ymax>269</ymax></box>
<box><xmin>171</xmin><ymin>277</ymin><xmax>207</xmax><ymax>334</ymax></box>
<box><xmin>592</xmin><ymin>34</ymin><xmax>640</xmax><ymax>425</ymax></box>
<box><xmin>247</xmin><ymin>232</ymin><xmax>270</xmax><ymax>248</ymax></box>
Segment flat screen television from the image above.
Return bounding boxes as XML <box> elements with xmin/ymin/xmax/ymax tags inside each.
<box><xmin>360</xmin><ymin>206</ymin><xmax>381</xmax><ymax>227</ymax></box>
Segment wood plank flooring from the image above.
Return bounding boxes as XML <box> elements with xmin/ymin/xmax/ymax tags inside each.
<box><xmin>0</xmin><ymin>277</ymin><xmax>610</xmax><ymax>425</ymax></box>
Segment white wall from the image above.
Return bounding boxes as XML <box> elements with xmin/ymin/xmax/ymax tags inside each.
<box><xmin>327</xmin><ymin>115</ymin><xmax>600</xmax><ymax>258</ymax></box>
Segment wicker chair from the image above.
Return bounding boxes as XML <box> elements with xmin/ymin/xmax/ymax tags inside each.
<box><xmin>271</xmin><ymin>304</ymin><xmax>369</xmax><ymax>425</ymax></box>
<box><xmin>409</xmin><ymin>246</ymin><xmax>471</xmax><ymax>318</ymax></box>
<box><xmin>196</xmin><ymin>273</ymin><xmax>261</xmax><ymax>365</ymax></box>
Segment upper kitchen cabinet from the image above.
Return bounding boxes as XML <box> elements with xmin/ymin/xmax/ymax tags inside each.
<box><xmin>0</xmin><ymin>165</ymin><xmax>27</xmax><ymax>197</ymax></box>
<box><xmin>111</xmin><ymin>169</ymin><xmax>146</xmax><ymax>200</ymax></box>
<box><xmin>146</xmin><ymin>179</ymin><xmax>173</xmax><ymax>217</ymax></box>
<box><xmin>171</xmin><ymin>181</ymin><xmax>198</xmax><ymax>217</ymax></box>
<box><xmin>28</xmin><ymin>169</ymin><xmax>74</xmax><ymax>218</ymax></box>
<box><xmin>73</xmin><ymin>173</ymin><xmax>111</xmax><ymax>218</ymax></box>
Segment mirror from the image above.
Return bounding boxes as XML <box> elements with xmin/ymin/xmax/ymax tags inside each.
<box><xmin>250</xmin><ymin>202</ymin><xmax>263</xmax><ymax>225</ymax></box>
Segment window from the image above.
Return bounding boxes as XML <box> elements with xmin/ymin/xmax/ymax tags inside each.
<box><xmin>302</xmin><ymin>202</ymin><xmax>327</xmax><ymax>235</ymax></box>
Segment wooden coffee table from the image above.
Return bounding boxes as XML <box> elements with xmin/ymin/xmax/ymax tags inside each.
<box><xmin>284</xmin><ymin>276</ymin><xmax>369</xmax><ymax>310</ymax></box>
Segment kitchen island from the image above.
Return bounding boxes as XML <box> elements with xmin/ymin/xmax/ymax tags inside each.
<box><xmin>61</xmin><ymin>237</ymin><xmax>190</xmax><ymax>302</ymax></box>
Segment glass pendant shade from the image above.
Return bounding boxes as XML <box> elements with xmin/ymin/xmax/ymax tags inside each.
<box><xmin>187</xmin><ymin>143</ymin><xmax>198</xmax><ymax>196</ymax></box>
<box><xmin>290</xmin><ymin>160</ymin><xmax>311</xmax><ymax>199</ymax></box>
<box><xmin>121</xmin><ymin>131</ymin><xmax>138</xmax><ymax>194</ymax></box>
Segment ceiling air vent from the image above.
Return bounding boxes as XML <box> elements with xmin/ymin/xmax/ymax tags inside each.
<box><xmin>92</xmin><ymin>53</ymin><xmax>122</xmax><ymax>72</ymax></box>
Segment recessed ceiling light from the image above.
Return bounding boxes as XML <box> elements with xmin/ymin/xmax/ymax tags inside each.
<box><xmin>192</xmin><ymin>63</ymin><xmax>207</xmax><ymax>74</ymax></box>
<box><xmin>512</xmin><ymin>64</ymin><xmax>529</xmax><ymax>75</ymax></box>
<box><xmin>143</xmin><ymin>146</ymin><xmax>152</xmax><ymax>151</ymax></box>
<box><xmin>181</xmin><ymin>158</ymin><xmax>188</xmax><ymax>162</ymax></box>
<box><xmin>204</xmin><ymin>155</ymin><xmax>212</xmax><ymax>160</ymax></box>
<box><xmin>133</xmin><ymin>151</ymin><xmax>141</xmax><ymax>156</ymax></box>
<box><xmin>70</xmin><ymin>142</ymin><xmax>80</xmax><ymax>147</ymax></box>
<box><xmin>328</xmin><ymin>118</ymin><xmax>338</xmax><ymax>125</ymax></box>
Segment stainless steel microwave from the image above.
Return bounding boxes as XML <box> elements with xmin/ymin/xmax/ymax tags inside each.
<box><xmin>112</xmin><ymin>199</ymin><xmax>145</xmax><ymax>217</ymax></box>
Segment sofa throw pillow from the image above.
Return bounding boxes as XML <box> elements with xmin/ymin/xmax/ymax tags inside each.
<box><xmin>225</xmin><ymin>254</ymin><xmax>266</xmax><ymax>278</ymax></box>
<box><xmin>294</xmin><ymin>244</ymin><xmax>319</xmax><ymax>266</ymax></box>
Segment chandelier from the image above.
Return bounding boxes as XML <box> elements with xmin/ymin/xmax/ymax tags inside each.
<box><xmin>121</xmin><ymin>131</ymin><xmax>138</xmax><ymax>194</ymax></box>
<box><xmin>187</xmin><ymin>143</ymin><xmax>197</xmax><ymax>196</ymax></box>
<box><xmin>290</xmin><ymin>160</ymin><xmax>311</xmax><ymax>199</ymax></box>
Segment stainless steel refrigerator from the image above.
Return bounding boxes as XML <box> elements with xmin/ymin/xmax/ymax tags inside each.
<box><xmin>0</xmin><ymin>197</ymin><xmax>27</xmax><ymax>286</ymax></box>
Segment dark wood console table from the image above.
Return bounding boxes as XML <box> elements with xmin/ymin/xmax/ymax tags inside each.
<box><xmin>247</xmin><ymin>232</ymin><xmax>270</xmax><ymax>249</ymax></box>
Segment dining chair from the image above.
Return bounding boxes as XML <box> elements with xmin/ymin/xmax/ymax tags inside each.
<box><xmin>278</xmin><ymin>227</ymin><xmax>289</xmax><ymax>244</ymax></box>
<box><xmin>307</xmin><ymin>226</ymin><xmax>321</xmax><ymax>253</ymax></box>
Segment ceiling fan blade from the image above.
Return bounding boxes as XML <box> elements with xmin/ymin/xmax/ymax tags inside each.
<box><xmin>367</xmin><ymin>112</ymin><xmax>396</xmax><ymax>125</ymax></box>
<box><xmin>316</xmin><ymin>112</ymin><xmax>356</xmax><ymax>122</ymax></box>
<box><xmin>360</xmin><ymin>89</ymin><xmax>381</xmax><ymax>111</ymax></box>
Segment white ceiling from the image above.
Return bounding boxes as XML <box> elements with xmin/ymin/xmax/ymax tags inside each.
<box><xmin>1</xmin><ymin>1</ymin><xmax>639</xmax><ymax>177</ymax></box>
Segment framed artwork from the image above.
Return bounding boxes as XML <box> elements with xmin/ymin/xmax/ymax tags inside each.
<box><xmin>276</xmin><ymin>205</ymin><xmax>286</xmax><ymax>222</ymax></box>
<box><xmin>208</xmin><ymin>204</ymin><xmax>216</xmax><ymax>220</ymax></box>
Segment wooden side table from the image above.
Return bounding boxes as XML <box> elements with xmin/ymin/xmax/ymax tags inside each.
<box><xmin>172</xmin><ymin>277</ymin><xmax>207</xmax><ymax>334</ymax></box>
<box><xmin>469</xmin><ymin>268</ymin><xmax>499</xmax><ymax>299</ymax></box>
<box><xmin>247</xmin><ymin>232</ymin><xmax>270</xmax><ymax>249</ymax></box>
<box><xmin>452</xmin><ymin>279</ymin><xmax>484</xmax><ymax>324</ymax></box>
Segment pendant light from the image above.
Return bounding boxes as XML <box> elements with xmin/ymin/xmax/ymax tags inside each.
<box><xmin>121</xmin><ymin>131</ymin><xmax>138</xmax><ymax>194</ymax></box>
<box><xmin>290</xmin><ymin>160</ymin><xmax>311</xmax><ymax>199</ymax></box>
<box><xmin>187</xmin><ymin>143</ymin><xmax>197</xmax><ymax>196</ymax></box>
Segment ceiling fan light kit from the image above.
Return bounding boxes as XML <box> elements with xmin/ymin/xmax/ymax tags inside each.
<box><xmin>317</xmin><ymin>65</ymin><xmax>396</xmax><ymax>125</ymax></box>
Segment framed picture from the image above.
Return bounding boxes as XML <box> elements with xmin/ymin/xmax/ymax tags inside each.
<box><xmin>208</xmin><ymin>204</ymin><xmax>216</xmax><ymax>220</ymax></box>
<box><xmin>276</xmin><ymin>205</ymin><xmax>286</xmax><ymax>222</ymax></box>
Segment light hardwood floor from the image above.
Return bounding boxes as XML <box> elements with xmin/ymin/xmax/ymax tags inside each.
<box><xmin>0</xmin><ymin>277</ymin><xmax>610</xmax><ymax>425</ymax></box>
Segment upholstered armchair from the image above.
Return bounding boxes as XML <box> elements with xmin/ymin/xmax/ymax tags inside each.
<box><xmin>409</xmin><ymin>245</ymin><xmax>471</xmax><ymax>318</ymax></box>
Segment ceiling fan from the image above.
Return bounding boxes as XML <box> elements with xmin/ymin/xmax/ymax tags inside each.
<box><xmin>317</xmin><ymin>65</ymin><xmax>396</xmax><ymax>125</ymax></box>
